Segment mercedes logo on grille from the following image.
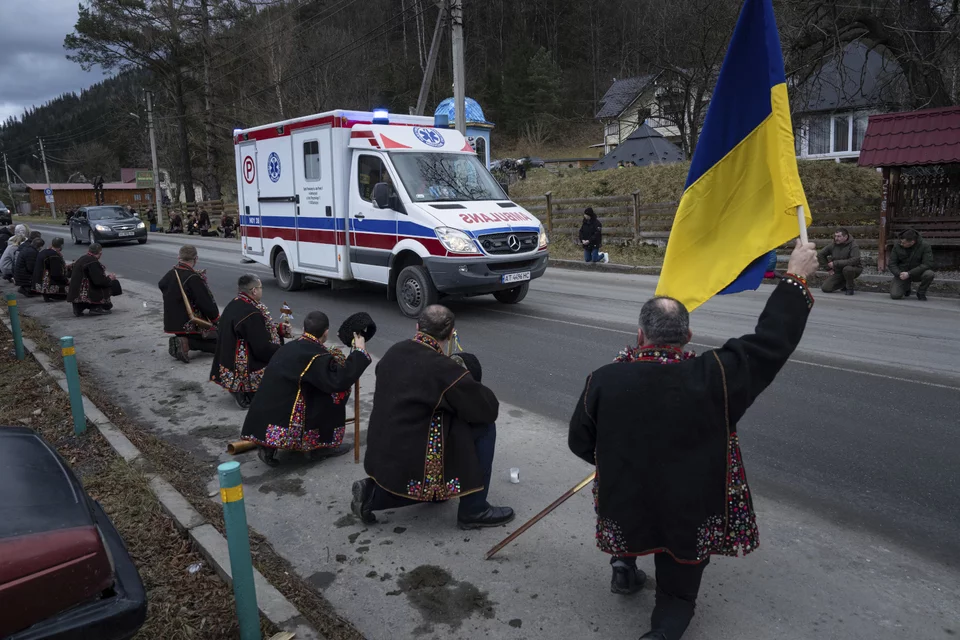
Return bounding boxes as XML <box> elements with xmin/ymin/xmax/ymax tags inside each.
<box><xmin>507</xmin><ymin>234</ymin><xmax>521</xmax><ymax>252</ymax></box>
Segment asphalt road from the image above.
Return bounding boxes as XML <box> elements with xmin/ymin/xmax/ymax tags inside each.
<box><xmin>38</xmin><ymin>225</ymin><xmax>960</xmax><ymax>568</ymax></box>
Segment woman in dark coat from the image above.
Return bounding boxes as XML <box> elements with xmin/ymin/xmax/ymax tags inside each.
<box><xmin>241</xmin><ymin>311</ymin><xmax>371</xmax><ymax>466</ymax></box>
<box><xmin>67</xmin><ymin>243</ymin><xmax>114</xmax><ymax>316</ymax></box>
<box><xmin>14</xmin><ymin>237</ymin><xmax>43</xmax><ymax>296</ymax></box>
<box><xmin>578</xmin><ymin>207</ymin><xmax>607</xmax><ymax>263</ymax></box>
<box><xmin>32</xmin><ymin>236</ymin><xmax>69</xmax><ymax>301</ymax></box>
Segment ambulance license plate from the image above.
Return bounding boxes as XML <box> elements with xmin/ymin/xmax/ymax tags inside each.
<box><xmin>119</xmin><ymin>231</ymin><xmax>135</xmax><ymax>237</ymax></box>
<box><xmin>501</xmin><ymin>271</ymin><xmax>531</xmax><ymax>284</ymax></box>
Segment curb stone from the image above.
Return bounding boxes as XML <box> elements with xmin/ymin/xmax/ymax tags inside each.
<box><xmin>2</xmin><ymin>315</ymin><xmax>325</xmax><ymax>640</ymax></box>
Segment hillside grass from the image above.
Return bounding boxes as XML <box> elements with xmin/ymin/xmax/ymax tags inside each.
<box><xmin>509</xmin><ymin>160</ymin><xmax>882</xmax><ymax>204</ymax></box>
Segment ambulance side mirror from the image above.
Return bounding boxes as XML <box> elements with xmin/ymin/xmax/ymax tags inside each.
<box><xmin>372</xmin><ymin>182</ymin><xmax>391</xmax><ymax>210</ymax></box>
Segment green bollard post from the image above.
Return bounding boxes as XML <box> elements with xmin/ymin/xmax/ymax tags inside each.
<box><xmin>60</xmin><ymin>337</ymin><xmax>86</xmax><ymax>435</ymax></box>
<box><xmin>218</xmin><ymin>461</ymin><xmax>261</xmax><ymax>640</ymax></box>
<box><xmin>5</xmin><ymin>293</ymin><xmax>24</xmax><ymax>361</ymax></box>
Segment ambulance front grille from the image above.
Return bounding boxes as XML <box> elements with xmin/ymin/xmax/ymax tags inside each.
<box><xmin>478</xmin><ymin>232</ymin><xmax>539</xmax><ymax>255</ymax></box>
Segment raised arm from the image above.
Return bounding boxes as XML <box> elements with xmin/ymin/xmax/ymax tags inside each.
<box><xmin>302</xmin><ymin>349</ymin><xmax>372</xmax><ymax>393</ymax></box>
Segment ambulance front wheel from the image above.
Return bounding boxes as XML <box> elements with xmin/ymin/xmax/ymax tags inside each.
<box><xmin>493</xmin><ymin>282</ymin><xmax>529</xmax><ymax>304</ymax></box>
<box><xmin>396</xmin><ymin>265</ymin><xmax>439</xmax><ymax>318</ymax></box>
<box><xmin>273</xmin><ymin>249</ymin><xmax>303</xmax><ymax>291</ymax></box>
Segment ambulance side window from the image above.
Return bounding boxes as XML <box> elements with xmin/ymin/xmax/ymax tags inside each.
<box><xmin>303</xmin><ymin>140</ymin><xmax>321</xmax><ymax>181</ymax></box>
<box><xmin>357</xmin><ymin>155</ymin><xmax>385</xmax><ymax>202</ymax></box>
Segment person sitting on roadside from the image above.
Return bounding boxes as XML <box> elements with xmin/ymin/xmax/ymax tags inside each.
<box><xmin>352</xmin><ymin>305</ymin><xmax>513</xmax><ymax>529</ymax></box>
<box><xmin>32</xmin><ymin>236</ymin><xmax>69</xmax><ymax>301</ymax></box>
<box><xmin>186</xmin><ymin>214</ymin><xmax>200</xmax><ymax>235</ymax></box>
<box><xmin>210</xmin><ymin>274</ymin><xmax>289</xmax><ymax>409</ymax></box>
<box><xmin>579</xmin><ymin>207</ymin><xmax>608</xmax><ymax>264</ymax></box>
<box><xmin>67</xmin><ymin>243</ymin><xmax>115</xmax><ymax>316</ymax></box>
<box><xmin>198</xmin><ymin>209</ymin><xmax>213</xmax><ymax>236</ymax></box>
<box><xmin>158</xmin><ymin>245</ymin><xmax>220</xmax><ymax>363</ymax></box>
<box><xmin>889</xmin><ymin>229</ymin><xmax>935</xmax><ymax>301</ymax></box>
<box><xmin>14</xmin><ymin>236</ymin><xmax>44</xmax><ymax>297</ymax></box>
<box><xmin>168</xmin><ymin>213</ymin><xmax>184</xmax><ymax>234</ymax></box>
<box><xmin>818</xmin><ymin>227</ymin><xmax>863</xmax><ymax>296</ymax></box>
<box><xmin>1</xmin><ymin>233</ymin><xmax>26</xmax><ymax>283</ymax></box>
<box><xmin>221</xmin><ymin>214</ymin><xmax>236</xmax><ymax>238</ymax></box>
<box><xmin>0</xmin><ymin>225</ymin><xmax>13</xmax><ymax>246</ymax></box>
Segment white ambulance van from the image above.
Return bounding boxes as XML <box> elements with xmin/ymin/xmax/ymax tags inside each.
<box><xmin>234</xmin><ymin>109</ymin><xmax>549</xmax><ymax>317</ymax></box>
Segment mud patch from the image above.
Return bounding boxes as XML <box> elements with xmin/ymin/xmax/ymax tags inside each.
<box><xmin>110</xmin><ymin>348</ymin><xmax>132</xmax><ymax>355</ymax></box>
<box><xmin>508</xmin><ymin>619</ymin><xmax>522</xmax><ymax>628</ymax></box>
<box><xmin>348</xmin><ymin>532</ymin><xmax>361</xmax><ymax>544</ymax></box>
<box><xmin>189</xmin><ymin>424</ymin><xmax>237</xmax><ymax>440</ymax></box>
<box><xmin>307</xmin><ymin>571</ymin><xmax>336</xmax><ymax>590</ymax></box>
<box><xmin>396</xmin><ymin>565</ymin><xmax>495</xmax><ymax>630</ymax></box>
<box><xmin>172</xmin><ymin>380</ymin><xmax>205</xmax><ymax>395</ymax></box>
<box><xmin>334</xmin><ymin>514</ymin><xmax>358</xmax><ymax>528</ymax></box>
<box><xmin>508</xmin><ymin>409</ymin><xmax>524</xmax><ymax>418</ymax></box>
<box><xmin>257</xmin><ymin>478</ymin><xmax>305</xmax><ymax>497</ymax></box>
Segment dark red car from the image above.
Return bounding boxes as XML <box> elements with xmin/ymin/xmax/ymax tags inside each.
<box><xmin>0</xmin><ymin>426</ymin><xmax>146</xmax><ymax>639</ymax></box>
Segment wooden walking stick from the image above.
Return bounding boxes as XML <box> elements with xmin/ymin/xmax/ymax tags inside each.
<box><xmin>485</xmin><ymin>471</ymin><xmax>596</xmax><ymax>560</ymax></box>
<box><xmin>353</xmin><ymin>380</ymin><xmax>361</xmax><ymax>463</ymax></box>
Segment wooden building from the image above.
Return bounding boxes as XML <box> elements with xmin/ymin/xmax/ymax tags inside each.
<box><xmin>25</xmin><ymin>183</ymin><xmax>155</xmax><ymax>213</ymax></box>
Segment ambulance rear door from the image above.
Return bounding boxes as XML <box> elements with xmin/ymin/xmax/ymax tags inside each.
<box><xmin>237</xmin><ymin>142</ymin><xmax>263</xmax><ymax>255</ymax></box>
<box><xmin>291</xmin><ymin>127</ymin><xmax>339</xmax><ymax>273</ymax></box>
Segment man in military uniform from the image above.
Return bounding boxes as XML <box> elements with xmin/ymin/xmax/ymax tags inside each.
<box><xmin>817</xmin><ymin>227</ymin><xmax>862</xmax><ymax>295</ymax></box>
<box><xmin>889</xmin><ymin>229</ymin><xmax>936</xmax><ymax>301</ymax></box>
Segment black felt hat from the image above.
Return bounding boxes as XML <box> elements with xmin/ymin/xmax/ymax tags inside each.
<box><xmin>338</xmin><ymin>312</ymin><xmax>377</xmax><ymax>346</ymax></box>
<box><xmin>451</xmin><ymin>352</ymin><xmax>482</xmax><ymax>383</ymax></box>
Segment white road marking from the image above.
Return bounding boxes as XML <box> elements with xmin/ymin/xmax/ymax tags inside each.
<box><xmin>480</xmin><ymin>307</ymin><xmax>960</xmax><ymax>392</ymax></box>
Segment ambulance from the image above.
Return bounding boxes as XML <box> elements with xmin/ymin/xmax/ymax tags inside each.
<box><xmin>233</xmin><ymin>109</ymin><xmax>549</xmax><ymax>317</ymax></box>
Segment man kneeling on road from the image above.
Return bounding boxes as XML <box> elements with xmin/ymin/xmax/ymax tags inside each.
<box><xmin>241</xmin><ymin>311</ymin><xmax>370</xmax><ymax>466</ymax></box>
<box><xmin>818</xmin><ymin>227</ymin><xmax>862</xmax><ymax>295</ymax></box>
<box><xmin>352</xmin><ymin>305</ymin><xmax>514</xmax><ymax>529</ymax></box>
<box><xmin>568</xmin><ymin>240</ymin><xmax>818</xmax><ymax>640</ymax></box>
<box><xmin>210</xmin><ymin>274</ymin><xmax>289</xmax><ymax>409</ymax></box>
<box><xmin>67</xmin><ymin>243</ymin><xmax>115</xmax><ymax>317</ymax></box>
<box><xmin>158</xmin><ymin>245</ymin><xmax>220</xmax><ymax>363</ymax></box>
<box><xmin>889</xmin><ymin>229</ymin><xmax>935</xmax><ymax>301</ymax></box>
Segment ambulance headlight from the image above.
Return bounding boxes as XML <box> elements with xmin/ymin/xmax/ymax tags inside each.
<box><xmin>435</xmin><ymin>227</ymin><xmax>479</xmax><ymax>254</ymax></box>
<box><xmin>538</xmin><ymin>224</ymin><xmax>549</xmax><ymax>249</ymax></box>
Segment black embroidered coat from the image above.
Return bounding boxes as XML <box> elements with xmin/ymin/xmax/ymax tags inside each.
<box><xmin>158</xmin><ymin>264</ymin><xmax>220</xmax><ymax>335</ymax></box>
<box><xmin>568</xmin><ymin>278</ymin><xmax>813</xmax><ymax>563</ymax></box>
<box><xmin>210</xmin><ymin>294</ymin><xmax>283</xmax><ymax>393</ymax></box>
<box><xmin>67</xmin><ymin>253</ymin><xmax>112</xmax><ymax>305</ymax></box>
<box><xmin>241</xmin><ymin>336</ymin><xmax>371</xmax><ymax>451</ymax></box>
<box><xmin>32</xmin><ymin>248</ymin><xmax>68</xmax><ymax>296</ymax></box>
<box><xmin>364</xmin><ymin>336</ymin><xmax>499</xmax><ymax>502</ymax></box>
<box><xmin>13</xmin><ymin>243</ymin><xmax>39</xmax><ymax>288</ymax></box>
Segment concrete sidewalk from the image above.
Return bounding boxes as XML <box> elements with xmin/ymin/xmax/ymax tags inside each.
<box><xmin>5</xmin><ymin>276</ymin><xmax>959</xmax><ymax>640</ymax></box>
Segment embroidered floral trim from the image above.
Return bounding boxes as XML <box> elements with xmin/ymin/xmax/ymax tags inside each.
<box><xmin>695</xmin><ymin>433</ymin><xmax>759</xmax><ymax>560</ymax></box>
<box><xmin>406</xmin><ymin>412</ymin><xmax>461</xmax><ymax>501</ymax></box>
<box><xmin>413</xmin><ymin>332</ymin><xmax>444</xmax><ymax>354</ymax></box>
<box><xmin>243</xmin><ymin>423</ymin><xmax>345</xmax><ymax>451</ymax></box>
<box><xmin>781</xmin><ymin>273</ymin><xmax>814</xmax><ymax>310</ymax></box>
<box><xmin>214</xmin><ymin>340</ymin><xmax>265</xmax><ymax>393</ymax></box>
<box><xmin>614</xmin><ymin>345</ymin><xmax>696</xmax><ymax>364</ymax></box>
<box><xmin>237</xmin><ymin>292</ymin><xmax>282</xmax><ymax>345</ymax></box>
<box><xmin>34</xmin><ymin>270</ymin><xmax>64</xmax><ymax>295</ymax></box>
<box><xmin>74</xmin><ymin>277</ymin><xmax>108</xmax><ymax>305</ymax></box>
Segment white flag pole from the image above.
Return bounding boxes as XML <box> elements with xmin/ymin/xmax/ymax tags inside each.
<box><xmin>797</xmin><ymin>205</ymin><xmax>809</xmax><ymax>245</ymax></box>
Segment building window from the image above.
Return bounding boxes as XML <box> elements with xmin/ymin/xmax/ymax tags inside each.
<box><xmin>853</xmin><ymin>115</ymin><xmax>869</xmax><ymax>152</ymax></box>
<box><xmin>303</xmin><ymin>140</ymin><xmax>321</xmax><ymax>181</ymax></box>
<box><xmin>604</xmin><ymin>122</ymin><xmax>620</xmax><ymax>141</ymax></box>
<box><xmin>808</xmin><ymin>116</ymin><xmax>832</xmax><ymax>155</ymax></box>
<box><xmin>805</xmin><ymin>114</ymin><xmax>870</xmax><ymax>156</ymax></box>
<box><xmin>134</xmin><ymin>194</ymin><xmax>141</xmax><ymax>201</ymax></box>
<box><xmin>146</xmin><ymin>193</ymin><xmax>152</xmax><ymax>201</ymax></box>
<box><xmin>833</xmin><ymin>117</ymin><xmax>850</xmax><ymax>153</ymax></box>
<box><xmin>474</xmin><ymin>137</ymin><xmax>486</xmax><ymax>165</ymax></box>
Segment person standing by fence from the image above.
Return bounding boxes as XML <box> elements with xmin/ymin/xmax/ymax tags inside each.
<box><xmin>579</xmin><ymin>208</ymin><xmax>609</xmax><ymax>264</ymax></box>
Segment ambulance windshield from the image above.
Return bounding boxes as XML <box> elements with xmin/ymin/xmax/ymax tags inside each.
<box><xmin>390</xmin><ymin>152</ymin><xmax>506</xmax><ymax>203</ymax></box>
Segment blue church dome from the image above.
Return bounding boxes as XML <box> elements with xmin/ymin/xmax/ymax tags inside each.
<box><xmin>434</xmin><ymin>97</ymin><xmax>494</xmax><ymax>126</ymax></box>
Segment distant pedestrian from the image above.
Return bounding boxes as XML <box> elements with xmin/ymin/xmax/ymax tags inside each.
<box><xmin>579</xmin><ymin>207</ymin><xmax>608</xmax><ymax>263</ymax></box>
<box><xmin>818</xmin><ymin>228</ymin><xmax>863</xmax><ymax>295</ymax></box>
<box><xmin>67</xmin><ymin>243</ymin><xmax>115</xmax><ymax>316</ymax></box>
<box><xmin>889</xmin><ymin>229</ymin><xmax>935</xmax><ymax>301</ymax></box>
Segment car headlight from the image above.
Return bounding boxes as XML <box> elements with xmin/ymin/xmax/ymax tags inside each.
<box><xmin>95</xmin><ymin>224</ymin><xmax>110</xmax><ymax>232</ymax></box>
<box><xmin>137</xmin><ymin>221</ymin><xmax>145</xmax><ymax>229</ymax></box>
<box><xmin>539</xmin><ymin>225</ymin><xmax>549</xmax><ymax>249</ymax></box>
<box><xmin>435</xmin><ymin>227</ymin><xmax>479</xmax><ymax>254</ymax></box>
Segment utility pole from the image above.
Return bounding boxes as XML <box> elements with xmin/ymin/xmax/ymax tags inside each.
<box><xmin>145</xmin><ymin>90</ymin><xmax>164</xmax><ymax>227</ymax></box>
<box><xmin>450</xmin><ymin>0</ymin><xmax>466</xmax><ymax>135</ymax></box>
<box><xmin>37</xmin><ymin>138</ymin><xmax>57</xmax><ymax>220</ymax></box>
<box><xmin>415</xmin><ymin>1</ymin><xmax>448</xmax><ymax>117</ymax></box>
<box><xmin>4</xmin><ymin>153</ymin><xmax>17</xmax><ymax>215</ymax></box>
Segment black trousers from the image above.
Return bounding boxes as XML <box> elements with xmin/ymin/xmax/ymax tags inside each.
<box><xmin>185</xmin><ymin>336</ymin><xmax>217</xmax><ymax>354</ymax></box>
<box><xmin>368</xmin><ymin>422</ymin><xmax>497</xmax><ymax>517</ymax></box>
<box><xmin>614</xmin><ymin>553</ymin><xmax>709</xmax><ymax>640</ymax></box>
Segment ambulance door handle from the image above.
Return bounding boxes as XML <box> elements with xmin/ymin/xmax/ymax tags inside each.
<box><xmin>325</xmin><ymin>206</ymin><xmax>332</xmax><ymax>217</ymax></box>
<box><xmin>355</xmin><ymin>213</ymin><xmax>365</xmax><ymax>220</ymax></box>
<box><xmin>296</xmin><ymin>206</ymin><xmax>300</xmax><ymax>216</ymax></box>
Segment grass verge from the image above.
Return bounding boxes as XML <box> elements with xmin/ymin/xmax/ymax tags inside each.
<box><xmin>0</xmin><ymin>323</ymin><xmax>276</xmax><ymax>639</ymax></box>
<box><xmin>14</xmin><ymin>314</ymin><xmax>365</xmax><ymax>640</ymax></box>
<box><xmin>549</xmin><ymin>240</ymin><xmax>665</xmax><ymax>267</ymax></box>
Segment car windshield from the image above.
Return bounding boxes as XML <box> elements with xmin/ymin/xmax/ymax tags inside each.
<box><xmin>390</xmin><ymin>152</ymin><xmax>506</xmax><ymax>202</ymax></box>
<box><xmin>87</xmin><ymin>206</ymin><xmax>130</xmax><ymax>221</ymax></box>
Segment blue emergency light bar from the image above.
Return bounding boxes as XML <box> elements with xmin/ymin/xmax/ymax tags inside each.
<box><xmin>372</xmin><ymin>109</ymin><xmax>390</xmax><ymax>125</ymax></box>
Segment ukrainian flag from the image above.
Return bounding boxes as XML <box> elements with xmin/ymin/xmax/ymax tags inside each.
<box><xmin>655</xmin><ymin>0</ymin><xmax>811</xmax><ymax>311</ymax></box>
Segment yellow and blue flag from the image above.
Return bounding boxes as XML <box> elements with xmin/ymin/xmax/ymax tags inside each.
<box><xmin>655</xmin><ymin>0</ymin><xmax>811</xmax><ymax>311</ymax></box>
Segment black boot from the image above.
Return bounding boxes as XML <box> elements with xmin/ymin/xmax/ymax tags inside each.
<box><xmin>258</xmin><ymin>446</ymin><xmax>279</xmax><ymax>467</ymax></box>
<box><xmin>457</xmin><ymin>505</ymin><xmax>515</xmax><ymax>529</ymax></box>
<box><xmin>308</xmin><ymin>444</ymin><xmax>351</xmax><ymax>460</ymax></box>
<box><xmin>234</xmin><ymin>392</ymin><xmax>251</xmax><ymax>409</ymax></box>
<box><xmin>639</xmin><ymin>632</ymin><xmax>667</xmax><ymax>640</ymax></box>
<box><xmin>611</xmin><ymin>562</ymin><xmax>647</xmax><ymax>595</ymax></box>
<box><xmin>351</xmin><ymin>478</ymin><xmax>377</xmax><ymax>524</ymax></box>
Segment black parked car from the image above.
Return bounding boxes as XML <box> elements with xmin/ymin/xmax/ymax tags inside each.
<box><xmin>0</xmin><ymin>200</ymin><xmax>11</xmax><ymax>226</ymax></box>
<box><xmin>70</xmin><ymin>206</ymin><xmax>147</xmax><ymax>246</ymax></box>
<box><xmin>0</xmin><ymin>426</ymin><xmax>146</xmax><ymax>639</ymax></box>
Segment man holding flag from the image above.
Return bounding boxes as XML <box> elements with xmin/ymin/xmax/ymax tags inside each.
<box><xmin>569</xmin><ymin>1</ymin><xmax>818</xmax><ymax>638</ymax></box>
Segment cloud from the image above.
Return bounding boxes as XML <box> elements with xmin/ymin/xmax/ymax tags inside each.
<box><xmin>0</xmin><ymin>0</ymin><xmax>110</xmax><ymax>123</ymax></box>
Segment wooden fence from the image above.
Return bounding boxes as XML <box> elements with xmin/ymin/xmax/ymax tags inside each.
<box><xmin>158</xmin><ymin>199</ymin><xmax>238</xmax><ymax>218</ymax></box>
<box><xmin>514</xmin><ymin>192</ymin><xmax>883</xmax><ymax>249</ymax></box>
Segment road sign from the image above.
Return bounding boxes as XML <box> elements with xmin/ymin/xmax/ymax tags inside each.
<box><xmin>44</xmin><ymin>188</ymin><xmax>52</xmax><ymax>196</ymax></box>
<box><xmin>45</xmin><ymin>195</ymin><xmax>55</xmax><ymax>204</ymax></box>
<box><xmin>135</xmin><ymin>170</ymin><xmax>154</xmax><ymax>189</ymax></box>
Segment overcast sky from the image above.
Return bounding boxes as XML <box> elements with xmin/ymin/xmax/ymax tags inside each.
<box><xmin>0</xmin><ymin>0</ymin><xmax>109</xmax><ymax>124</ymax></box>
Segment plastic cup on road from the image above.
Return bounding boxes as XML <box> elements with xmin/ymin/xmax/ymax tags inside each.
<box><xmin>509</xmin><ymin>467</ymin><xmax>520</xmax><ymax>484</ymax></box>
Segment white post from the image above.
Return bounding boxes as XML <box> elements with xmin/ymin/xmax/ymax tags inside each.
<box><xmin>450</xmin><ymin>0</ymin><xmax>466</xmax><ymax>135</ymax></box>
<box><xmin>797</xmin><ymin>204</ymin><xmax>808</xmax><ymax>245</ymax></box>
<box><xmin>146</xmin><ymin>90</ymin><xmax>164</xmax><ymax>228</ymax></box>
<box><xmin>37</xmin><ymin>138</ymin><xmax>57</xmax><ymax>220</ymax></box>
